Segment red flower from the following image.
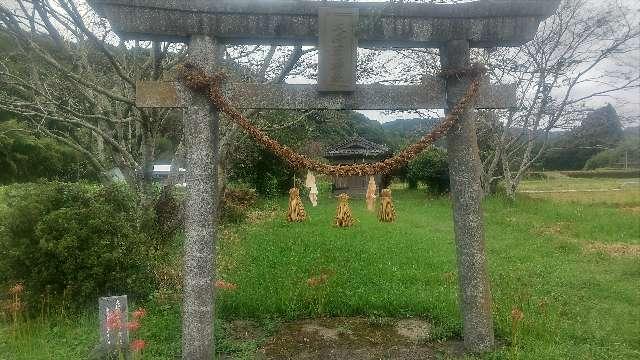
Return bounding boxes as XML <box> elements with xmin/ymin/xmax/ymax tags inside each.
<box><xmin>132</xmin><ymin>308</ymin><xmax>147</xmax><ymax>320</ymax></box>
<box><xmin>214</xmin><ymin>280</ymin><xmax>237</xmax><ymax>291</ymax></box>
<box><xmin>8</xmin><ymin>283</ymin><xmax>24</xmax><ymax>295</ymax></box>
<box><xmin>127</xmin><ymin>321</ymin><xmax>141</xmax><ymax>332</ymax></box>
<box><xmin>306</xmin><ymin>274</ymin><xmax>329</xmax><ymax>287</ymax></box>
<box><xmin>511</xmin><ymin>307</ymin><xmax>524</xmax><ymax>322</ymax></box>
<box><xmin>130</xmin><ymin>339</ymin><xmax>146</xmax><ymax>352</ymax></box>
<box><xmin>106</xmin><ymin>310</ymin><xmax>122</xmax><ymax>331</ymax></box>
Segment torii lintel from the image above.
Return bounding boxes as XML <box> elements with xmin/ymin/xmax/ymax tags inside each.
<box><xmin>89</xmin><ymin>0</ymin><xmax>560</xmax><ymax>48</ymax></box>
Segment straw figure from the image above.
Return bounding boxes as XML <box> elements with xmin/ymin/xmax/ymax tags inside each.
<box><xmin>305</xmin><ymin>170</ymin><xmax>318</xmax><ymax>207</ymax></box>
<box><xmin>365</xmin><ymin>176</ymin><xmax>377</xmax><ymax>211</ymax></box>
<box><xmin>334</xmin><ymin>193</ymin><xmax>355</xmax><ymax>227</ymax></box>
<box><xmin>287</xmin><ymin>187</ymin><xmax>306</xmax><ymax>222</ymax></box>
<box><xmin>378</xmin><ymin>188</ymin><xmax>397</xmax><ymax>222</ymax></box>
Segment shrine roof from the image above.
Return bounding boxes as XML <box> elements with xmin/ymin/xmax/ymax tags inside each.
<box><xmin>326</xmin><ymin>136</ymin><xmax>390</xmax><ymax>158</ymax></box>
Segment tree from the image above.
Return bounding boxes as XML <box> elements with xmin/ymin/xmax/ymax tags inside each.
<box><xmin>478</xmin><ymin>0</ymin><xmax>639</xmax><ymax>198</ymax></box>
<box><xmin>405</xmin><ymin>147</ymin><xmax>450</xmax><ymax>194</ymax></box>
<box><xmin>542</xmin><ymin>104</ymin><xmax>624</xmax><ymax>170</ymax></box>
<box><xmin>0</xmin><ymin>1</ymin><xmax>314</xmax><ymax>200</ymax></box>
<box><xmin>585</xmin><ymin>134</ymin><xmax>640</xmax><ymax>170</ymax></box>
<box><xmin>0</xmin><ymin>119</ymin><xmax>97</xmax><ymax>183</ymax></box>
<box><xmin>0</xmin><ymin>0</ymin><xmax>187</xmax><ymax>191</ymax></box>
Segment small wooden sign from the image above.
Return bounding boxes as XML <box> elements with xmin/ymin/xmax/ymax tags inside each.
<box><xmin>318</xmin><ymin>7</ymin><xmax>358</xmax><ymax>92</ymax></box>
<box><xmin>136</xmin><ymin>81</ymin><xmax>179</xmax><ymax>108</ymax></box>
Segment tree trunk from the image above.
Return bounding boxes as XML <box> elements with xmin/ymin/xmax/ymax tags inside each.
<box><xmin>505</xmin><ymin>177</ymin><xmax>519</xmax><ymax>201</ymax></box>
<box><xmin>142</xmin><ymin>122</ymin><xmax>155</xmax><ymax>185</ymax></box>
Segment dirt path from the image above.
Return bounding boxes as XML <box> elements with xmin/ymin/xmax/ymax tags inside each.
<box><xmin>225</xmin><ymin>317</ymin><xmax>465</xmax><ymax>359</ymax></box>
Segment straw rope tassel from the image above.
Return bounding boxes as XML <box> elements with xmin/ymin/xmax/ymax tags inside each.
<box><xmin>334</xmin><ymin>193</ymin><xmax>355</xmax><ymax>227</ymax></box>
<box><xmin>378</xmin><ymin>188</ymin><xmax>396</xmax><ymax>223</ymax></box>
<box><xmin>287</xmin><ymin>187</ymin><xmax>306</xmax><ymax>222</ymax></box>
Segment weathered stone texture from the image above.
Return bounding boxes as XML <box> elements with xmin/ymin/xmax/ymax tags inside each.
<box><xmin>135</xmin><ymin>79</ymin><xmax>515</xmax><ymax>110</ymax></box>
<box><xmin>90</xmin><ymin>0</ymin><xmax>559</xmax><ymax>47</ymax></box>
<box><xmin>441</xmin><ymin>40</ymin><xmax>495</xmax><ymax>353</ymax></box>
<box><xmin>180</xmin><ymin>35</ymin><xmax>220</xmax><ymax>360</ymax></box>
<box><xmin>318</xmin><ymin>7</ymin><xmax>358</xmax><ymax>92</ymax></box>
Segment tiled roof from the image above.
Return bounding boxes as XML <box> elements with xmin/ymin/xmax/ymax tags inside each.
<box><xmin>325</xmin><ymin>136</ymin><xmax>390</xmax><ymax>158</ymax></box>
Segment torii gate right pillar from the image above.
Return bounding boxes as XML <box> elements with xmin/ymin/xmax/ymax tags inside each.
<box><xmin>441</xmin><ymin>40</ymin><xmax>495</xmax><ymax>352</ymax></box>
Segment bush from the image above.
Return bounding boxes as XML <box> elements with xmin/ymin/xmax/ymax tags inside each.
<box><xmin>406</xmin><ymin>148</ymin><xmax>450</xmax><ymax>194</ymax></box>
<box><xmin>0</xmin><ymin>120</ymin><xmax>99</xmax><ymax>184</ymax></box>
<box><xmin>221</xmin><ymin>185</ymin><xmax>258</xmax><ymax>223</ymax></box>
<box><xmin>584</xmin><ymin>137</ymin><xmax>640</xmax><ymax>170</ymax></box>
<box><xmin>0</xmin><ymin>182</ymin><xmax>155</xmax><ymax>310</ymax></box>
<box><xmin>230</xmin><ymin>148</ymin><xmax>295</xmax><ymax>197</ymax></box>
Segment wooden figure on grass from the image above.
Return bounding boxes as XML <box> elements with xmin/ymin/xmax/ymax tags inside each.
<box><xmin>334</xmin><ymin>193</ymin><xmax>355</xmax><ymax>227</ymax></box>
<box><xmin>305</xmin><ymin>170</ymin><xmax>318</xmax><ymax>207</ymax></box>
<box><xmin>378</xmin><ymin>188</ymin><xmax>397</xmax><ymax>223</ymax></box>
<box><xmin>365</xmin><ymin>176</ymin><xmax>377</xmax><ymax>211</ymax></box>
<box><xmin>287</xmin><ymin>187</ymin><xmax>306</xmax><ymax>222</ymax></box>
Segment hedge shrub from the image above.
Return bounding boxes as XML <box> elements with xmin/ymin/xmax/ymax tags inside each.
<box><xmin>0</xmin><ymin>182</ymin><xmax>156</xmax><ymax>310</ymax></box>
<box><xmin>221</xmin><ymin>185</ymin><xmax>258</xmax><ymax>223</ymax></box>
<box><xmin>406</xmin><ymin>148</ymin><xmax>450</xmax><ymax>194</ymax></box>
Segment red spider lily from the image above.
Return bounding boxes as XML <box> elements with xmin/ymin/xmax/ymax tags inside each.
<box><xmin>306</xmin><ymin>274</ymin><xmax>329</xmax><ymax>287</ymax></box>
<box><xmin>130</xmin><ymin>339</ymin><xmax>146</xmax><ymax>352</ymax></box>
<box><xmin>106</xmin><ymin>310</ymin><xmax>122</xmax><ymax>330</ymax></box>
<box><xmin>127</xmin><ymin>321</ymin><xmax>141</xmax><ymax>332</ymax></box>
<box><xmin>214</xmin><ymin>280</ymin><xmax>237</xmax><ymax>291</ymax></box>
<box><xmin>132</xmin><ymin>308</ymin><xmax>147</xmax><ymax>320</ymax></box>
<box><xmin>511</xmin><ymin>307</ymin><xmax>524</xmax><ymax>323</ymax></box>
<box><xmin>8</xmin><ymin>283</ymin><xmax>24</xmax><ymax>295</ymax></box>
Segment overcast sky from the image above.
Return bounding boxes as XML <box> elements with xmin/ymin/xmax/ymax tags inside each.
<box><xmin>3</xmin><ymin>0</ymin><xmax>639</xmax><ymax>126</ymax></box>
<box><xmin>356</xmin><ymin>0</ymin><xmax>640</xmax><ymax>125</ymax></box>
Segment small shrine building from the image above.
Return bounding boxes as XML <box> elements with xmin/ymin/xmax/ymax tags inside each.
<box><xmin>325</xmin><ymin>136</ymin><xmax>390</xmax><ymax>196</ymax></box>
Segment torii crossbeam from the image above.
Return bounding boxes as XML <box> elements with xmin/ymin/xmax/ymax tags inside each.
<box><xmin>88</xmin><ymin>1</ymin><xmax>560</xmax><ymax>359</ymax></box>
<box><xmin>92</xmin><ymin>0</ymin><xmax>558</xmax><ymax>47</ymax></box>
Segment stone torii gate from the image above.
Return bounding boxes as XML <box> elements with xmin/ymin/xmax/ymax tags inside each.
<box><xmin>89</xmin><ymin>0</ymin><xmax>560</xmax><ymax>358</ymax></box>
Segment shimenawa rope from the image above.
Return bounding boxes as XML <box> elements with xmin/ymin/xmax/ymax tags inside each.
<box><xmin>178</xmin><ymin>63</ymin><xmax>486</xmax><ymax>177</ymax></box>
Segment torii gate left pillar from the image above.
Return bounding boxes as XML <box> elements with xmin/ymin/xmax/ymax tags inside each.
<box><xmin>179</xmin><ymin>36</ymin><xmax>220</xmax><ymax>359</ymax></box>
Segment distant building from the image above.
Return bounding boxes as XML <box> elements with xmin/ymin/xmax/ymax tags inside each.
<box><xmin>325</xmin><ymin>136</ymin><xmax>390</xmax><ymax>197</ymax></box>
<box><xmin>152</xmin><ymin>164</ymin><xmax>185</xmax><ymax>181</ymax></box>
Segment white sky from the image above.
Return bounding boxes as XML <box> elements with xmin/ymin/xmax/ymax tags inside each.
<box><xmin>311</xmin><ymin>0</ymin><xmax>640</xmax><ymax>124</ymax></box>
<box><xmin>2</xmin><ymin>0</ymin><xmax>639</xmax><ymax>125</ymax></box>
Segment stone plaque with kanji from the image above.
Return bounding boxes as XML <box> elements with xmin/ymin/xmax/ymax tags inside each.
<box><xmin>318</xmin><ymin>7</ymin><xmax>358</xmax><ymax>92</ymax></box>
<box><xmin>99</xmin><ymin>295</ymin><xmax>129</xmax><ymax>351</ymax></box>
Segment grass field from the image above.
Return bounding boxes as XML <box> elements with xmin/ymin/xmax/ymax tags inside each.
<box><xmin>520</xmin><ymin>172</ymin><xmax>640</xmax><ymax>204</ymax></box>
<box><xmin>1</xmin><ymin>177</ymin><xmax>639</xmax><ymax>359</ymax></box>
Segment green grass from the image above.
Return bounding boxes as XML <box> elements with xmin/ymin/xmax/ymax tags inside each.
<box><xmin>520</xmin><ymin>173</ymin><xmax>640</xmax><ymax>204</ymax></box>
<box><xmin>1</xmin><ymin>184</ymin><xmax>639</xmax><ymax>359</ymax></box>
